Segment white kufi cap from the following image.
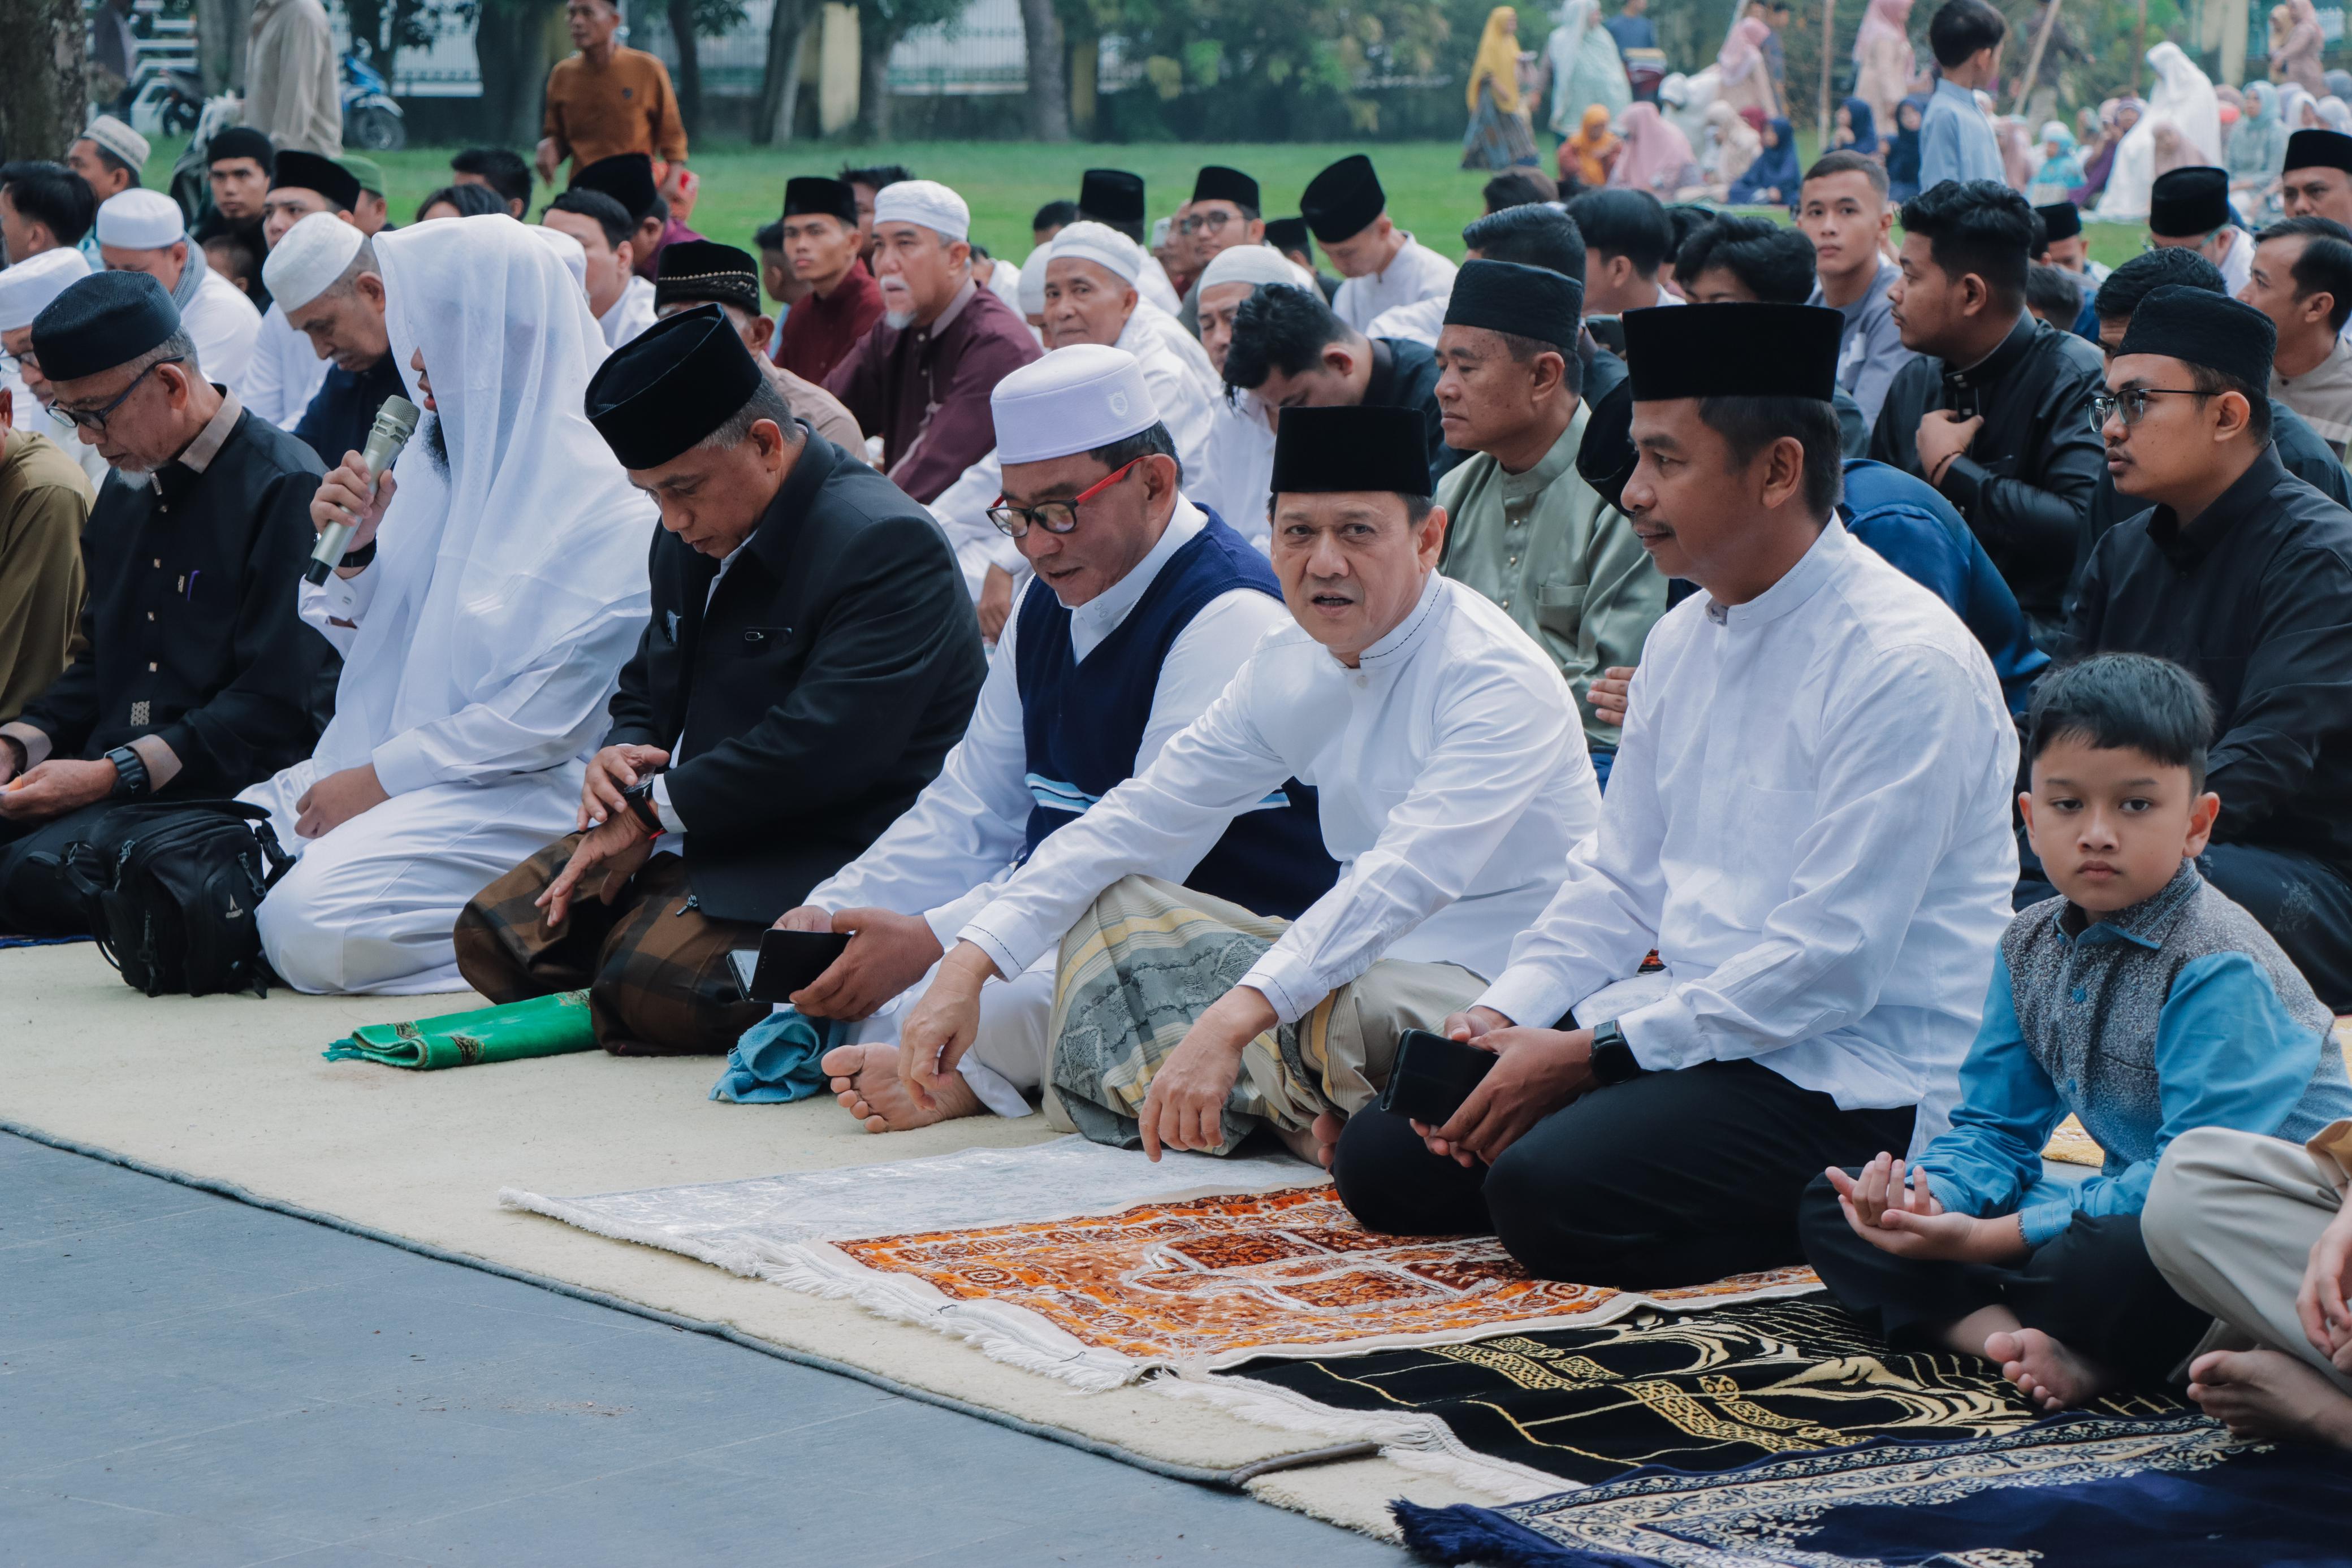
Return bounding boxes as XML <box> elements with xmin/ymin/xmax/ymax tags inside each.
<box><xmin>79</xmin><ymin>114</ymin><xmax>152</xmax><ymax>173</ymax></box>
<box><xmin>1047</xmin><ymin>220</ymin><xmax>1143</xmax><ymax>285</ymax></box>
<box><xmin>1200</xmin><ymin>242</ymin><xmax>1308</xmax><ymax>293</ymax></box>
<box><xmin>872</xmin><ymin>179</ymin><xmax>970</xmax><ymax>242</ymax></box>
<box><xmin>94</xmin><ymin>188</ymin><xmax>186</xmax><ymax>250</ymax></box>
<box><xmin>991</xmin><ymin>343</ymin><xmax>1160</xmax><ymax>465</ymax></box>
<box><xmin>262</xmin><ymin>210</ymin><xmax>364</xmax><ymax>312</ymax></box>
<box><xmin>0</xmin><ymin>246</ymin><xmax>94</xmax><ymax>332</ymax></box>
<box><xmin>1018</xmin><ymin>244</ymin><xmax>1052</xmax><ymax>316</ymax></box>
<box><xmin>531</xmin><ymin>223</ymin><xmax>590</xmax><ymax>288</ymax></box>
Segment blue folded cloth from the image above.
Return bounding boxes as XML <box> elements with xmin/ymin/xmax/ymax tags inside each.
<box><xmin>710</xmin><ymin>1007</ymin><xmax>844</xmax><ymax>1103</ymax></box>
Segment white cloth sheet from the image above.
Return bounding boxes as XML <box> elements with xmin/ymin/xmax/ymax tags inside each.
<box><xmin>1330</xmin><ymin>236</ymin><xmax>1460</xmax><ymax>337</ymax></box>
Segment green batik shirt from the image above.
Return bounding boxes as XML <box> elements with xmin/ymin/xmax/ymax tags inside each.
<box><xmin>1436</xmin><ymin>403</ymin><xmax>1666</xmax><ymax>751</ymax></box>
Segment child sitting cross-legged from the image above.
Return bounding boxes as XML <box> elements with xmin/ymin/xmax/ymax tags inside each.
<box><xmin>1798</xmin><ymin>653</ymin><xmax>2352</xmax><ymax>1411</ymax></box>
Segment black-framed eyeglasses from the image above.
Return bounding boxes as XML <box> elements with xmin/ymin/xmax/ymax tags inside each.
<box><xmin>986</xmin><ymin>456</ymin><xmax>1143</xmax><ymax>538</ymax></box>
<box><xmin>54</xmin><ymin>357</ymin><xmax>181</xmax><ymax>433</ymax></box>
<box><xmin>2090</xmin><ymin>387</ymin><xmax>2204</xmax><ymax>429</ymax></box>
<box><xmin>1178</xmin><ymin>209</ymin><xmax>1240</xmax><ymax>236</ymax></box>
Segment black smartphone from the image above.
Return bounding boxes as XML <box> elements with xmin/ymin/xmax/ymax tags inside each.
<box><xmin>730</xmin><ymin>928</ymin><xmax>852</xmax><ymax>1002</ymax></box>
<box><xmin>1378</xmin><ymin>1028</ymin><xmax>1498</xmax><ymax>1127</ymax></box>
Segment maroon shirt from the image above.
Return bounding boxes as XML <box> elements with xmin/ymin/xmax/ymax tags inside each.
<box><xmin>775</xmin><ymin>261</ymin><xmax>885</xmax><ymax>386</ymax></box>
<box><xmin>823</xmin><ymin>280</ymin><xmax>1042</xmax><ymax>505</ymax></box>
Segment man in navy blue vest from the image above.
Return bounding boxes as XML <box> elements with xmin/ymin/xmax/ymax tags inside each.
<box><xmin>778</xmin><ymin>343</ymin><xmax>1337</xmax><ymax>1130</ymax></box>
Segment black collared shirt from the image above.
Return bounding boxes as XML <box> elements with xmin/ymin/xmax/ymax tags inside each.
<box><xmin>2064</xmin><ymin>443</ymin><xmax>2352</xmax><ymax>877</ymax></box>
<box><xmin>14</xmin><ymin>389</ymin><xmax>330</xmax><ymax>795</ymax></box>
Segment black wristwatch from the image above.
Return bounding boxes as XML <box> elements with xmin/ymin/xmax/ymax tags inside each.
<box><xmin>105</xmin><ymin>743</ymin><xmax>151</xmax><ymax>799</ymax></box>
<box><xmin>1589</xmin><ymin>1019</ymin><xmax>1643</xmax><ymax>1086</ymax></box>
<box><xmin>620</xmin><ymin>772</ymin><xmax>665</xmax><ymax>835</ymax></box>
<box><xmin>339</xmin><ymin>539</ymin><xmax>378</xmax><ymax>570</ymax></box>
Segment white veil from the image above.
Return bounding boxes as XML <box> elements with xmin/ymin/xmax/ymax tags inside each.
<box><xmin>309</xmin><ymin>214</ymin><xmax>655</xmax><ymax>783</ymax></box>
<box><xmin>2096</xmin><ymin>43</ymin><xmax>2221</xmax><ymax>220</ymax></box>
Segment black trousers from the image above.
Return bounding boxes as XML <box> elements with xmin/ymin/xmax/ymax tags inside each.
<box><xmin>2016</xmin><ymin>838</ymin><xmax>2352</xmax><ymax>1012</ymax></box>
<box><xmin>0</xmin><ymin>800</ymin><xmax>117</xmax><ymax>935</ymax></box>
<box><xmin>1798</xmin><ymin>1173</ymin><xmax>2211</xmax><ymax>1387</ymax></box>
<box><xmin>1332</xmin><ymin>1058</ymin><xmax>1916</xmax><ymax>1289</ymax></box>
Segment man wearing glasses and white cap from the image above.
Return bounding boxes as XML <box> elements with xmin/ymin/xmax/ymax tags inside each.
<box><xmin>777</xmin><ymin>344</ymin><xmax>1334</xmax><ymax>1133</ymax></box>
<box><xmin>95</xmin><ymin>189</ymin><xmax>262</xmax><ymax>401</ymax></box>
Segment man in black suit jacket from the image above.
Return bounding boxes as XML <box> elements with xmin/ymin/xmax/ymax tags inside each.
<box><xmin>453</xmin><ymin>305</ymin><xmax>984</xmax><ymax>1055</ymax></box>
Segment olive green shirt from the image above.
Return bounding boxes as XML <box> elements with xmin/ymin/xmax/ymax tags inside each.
<box><xmin>1436</xmin><ymin>404</ymin><xmax>1664</xmax><ymax>750</ymax></box>
<box><xmin>0</xmin><ymin>427</ymin><xmax>93</xmax><ymax>724</ymax></box>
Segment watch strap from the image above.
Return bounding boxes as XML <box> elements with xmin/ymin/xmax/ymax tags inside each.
<box><xmin>339</xmin><ymin>539</ymin><xmax>378</xmax><ymax>570</ymax></box>
<box><xmin>1589</xmin><ymin>1018</ymin><xmax>1642</xmax><ymax>1085</ymax></box>
<box><xmin>105</xmin><ymin>743</ymin><xmax>151</xmax><ymax>799</ymax></box>
<box><xmin>622</xmin><ymin>776</ymin><xmax>665</xmax><ymax>835</ymax></box>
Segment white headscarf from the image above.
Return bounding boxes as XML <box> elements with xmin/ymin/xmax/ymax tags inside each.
<box><xmin>310</xmin><ymin>214</ymin><xmax>654</xmax><ymax>783</ymax></box>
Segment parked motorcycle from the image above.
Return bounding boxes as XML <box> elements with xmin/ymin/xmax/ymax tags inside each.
<box><xmin>341</xmin><ymin>51</ymin><xmax>407</xmax><ymax>151</ymax></box>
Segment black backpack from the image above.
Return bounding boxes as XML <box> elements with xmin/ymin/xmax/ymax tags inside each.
<box><xmin>51</xmin><ymin>801</ymin><xmax>296</xmax><ymax>997</ymax></box>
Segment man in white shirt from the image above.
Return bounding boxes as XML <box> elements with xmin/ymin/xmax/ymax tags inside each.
<box><xmin>1330</xmin><ymin>302</ymin><xmax>2018</xmax><ymax>1287</ymax></box>
<box><xmin>94</xmin><ymin>190</ymin><xmax>261</xmax><ymax>399</ymax></box>
<box><xmin>0</xmin><ymin>247</ymin><xmax>111</xmax><ymax>490</ymax></box>
<box><xmin>1302</xmin><ymin>155</ymin><xmax>1459</xmax><ymax>336</ymax></box>
<box><xmin>1190</xmin><ymin>244</ymin><xmax>1300</xmax><ymax>547</ymax></box>
<box><xmin>781</xmin><ymin>345</ymin><xmax>1331</xmax><ymax>1129</ymax></box>
<box><xmin>543</xmin><ymin>189</ymin><xmax>656</xmax><ymax>350</ymax></box>
<box><xmin>244</xmin><ymin>151</ymin><xmax>364</xmax><ymax>428</ymax></box>
<box><xmin>892</xmin><ymin>402</ymin><xmax>1599</xmax><ymax>1161</ymax></box>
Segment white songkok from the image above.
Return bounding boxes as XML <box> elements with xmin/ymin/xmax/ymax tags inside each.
<box><xmin>94</xmin><ymin>188</ymin><xmax>185</xmax><ymax>250</ymax></box>
<box><xmin>1200</xmin><ymin>243</ymin><xmax>1307</xmax><ymax>293</ymax></box>
<box><xmin>1047</xmin><ymin>220</ymin><xmax>1144</xmax><ymax>285</ymax></box>
<box><xmin>80</xmin><ymin>114</ymin><xmax>152</xmax><ymax>174</ymax></box>
<box><xmin>0</xmin><ymin>246</ymin><xmax>94</xmax><ymax>331</ymax></box>
<box><xmin>531</xmin><ymin>223</ymin><xmax>590</xmax><ymax>288</ymax></box>
<box><xmin>1018</xmin><ymin>244</ymin><xmax>1052</xmax><ymax>316</ymax></box>
<box><xmin>262</xmin><ymin>210</ymin><xmax>364</xmax><ymax>312</ymax></box>
<box><xmin>872</xmin><ymin>179</ymin><xmax>970</xmax><ymax>243</ymax></box>
<box><xmin>991</xmin><ymin>343</ymin><xmax>1160</xmax><ymax>465</ymax></box>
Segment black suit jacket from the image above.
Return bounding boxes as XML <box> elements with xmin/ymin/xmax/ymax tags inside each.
<box><xmin>604</xmin><ymin>431</ymin><xmax>986</xmax><ymax>923</ymax></box>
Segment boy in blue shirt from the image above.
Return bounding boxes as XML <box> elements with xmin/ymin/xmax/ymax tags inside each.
<box><xmin>1918</xmin><ymin>0</ymin><xmax>2006</xmax><ymax>190</ymax></box>
<box><xmin>1801</xmin><ymin>653</ymin><xmax>2352</xmax><ymax>1410</ymax></box>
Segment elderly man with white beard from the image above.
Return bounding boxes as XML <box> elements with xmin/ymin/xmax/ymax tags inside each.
<box><xmin>239</xmin><ymin>215</ymin><xmax>656</xmax><ymax>994</ymax></box>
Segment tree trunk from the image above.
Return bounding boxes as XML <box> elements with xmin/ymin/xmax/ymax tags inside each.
<box><xmin>666</xmin><ymin>0</ymin><xmax>704</xmax><ymax>138</ymax></box>
<box><xmin>1016</xmin><ymin>0</ymin><xmax>1069</xmax><ymax>141</ymax></box>
<box><xmin>857</xmin><ymin>20</ymin><xmax>893</xmax><ymax>140</ymax></box>
<box><xmin>0</xmin><ymin>0</ymin><xmax>88</xmax><ymax>163</ymax></box>
<box><xmin>756</xmin><ymin>0</ymin><xmax>813</xmax><ymax>144</ymax></box>
<box><xmin>478</xmin><ymin>0</ymin><xmax>562</xmax><ymax>149</ymax></box>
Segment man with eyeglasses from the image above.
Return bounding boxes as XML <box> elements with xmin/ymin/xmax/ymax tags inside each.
<box><xmin>2058</xmin><ymin>282</ymin><xmax>2352</xmax><ymax>1010</ymax></box>
<box><xmin>1174</xmin><ymin>166</ymin><xmax>1265</xmax><ymax>340</ymax></box>
<box><xmin>0</xmin><ymin>271</ymin><xmax>326</xmax><ymax>934</ymax></box>
<box><xmin>773</xmin><ymin>345</ymin><xmax>1333</xmax><ymax>1133</ymax></box>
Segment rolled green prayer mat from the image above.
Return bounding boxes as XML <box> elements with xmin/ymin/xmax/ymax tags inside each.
<box><xmin>323</xmin><ymin>991</ymin><xmax>598</xmax><ymax>1069</ymax></box>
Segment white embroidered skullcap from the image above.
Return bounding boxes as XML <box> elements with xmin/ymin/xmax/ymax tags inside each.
<box><xmin>871</xmin><ymin>179</ymin><xmax>970</xmax><ymax>243</ymax></box>
<box><xmin>0</xmin><ymin>246</ymin><xmax>94</xmax><ymax>332</ymax></box>
<box><xmin>991</xmin><ymin>343</ymin><xmax>1160</xmax><ymax>465</ymax></box>
<box><xmin>1200</xmin><ymin>242</ymin><xmax>1306</xmax><ymax>294</ymax></box>
<box><xmin>531</xmin><ymin>222</ymin><xmax>590</xmax><ymax>288</ymax></box>
<box><xmin>79</xmin><ymin>114</ymin><xmax>152</xmax><ymax>173</ymax></box>
<box><xmin>262</xmin><ymin>211</ymin><xmax>364</xmax><ymax>312</ymax></box>
<box><xmin>94</xmin><ymin>188</ymin><xmax>185</xmax><ymax>250</ymax></box>
<box><xmin>1018</xmin><ymin>244</ymin><xmax>1052</xmax><ymax>316</ymax></box>
<box><xmin>1047</xmin><ymin>220</ymin><xmax>1143</xmax><ymax>285</ymax></box>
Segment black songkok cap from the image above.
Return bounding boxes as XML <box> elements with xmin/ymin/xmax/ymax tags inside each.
<box><xmin>30</xmin><ymin>269</ymin><xmax>181</xmax><ymax>383</ymax></box>
<box><xmin>1300</xmin><ymin>154</ymin><xmax>1385</xmax><ymax>245</ymax></box>
<box><xmin>1624</xmin><ymin>302</ymin><xmax>1841</xmax><ymax>401</ymax></box>
<box><xmin>2148</xmin><ymin>166</ymin><xmax>2230</xmax><ymax>238</ymax></box>
<box><xmin>572</xmin><ymin>152</ymin><xmax>658</xmax><ymax>224</ymax></box>
<box><xmin>2035</xmin><ymin>201</ymin><xmax>2082</xmax><ymax>243</ymax></box>
<box><xmin>1192</xmin><ymin>165</ymin><xmax>1260</xmax><ymax>210</ymax></box>
<box><xmin>783</xmin><ymin>175</ymin><xmax>858</xmax><ymax>225</ymax></box>
<box><xmin>1264</xmin><ymin>216</ymin><xmax>1312</xmax><ymax>257</ymax></box>
<box><xmin>655</xmin><ymin>239</ymin><xmax>762</xmax><ymax>315</ymax></box>
<box><xmin>2116</xmin><ymin>283</ymin><xmax>2277</xmax><ymax>390</ymax></box>
<box><xmin>270</xmin><ymin>148</ymin><xmax>360</xmax><ymax>211</ymax></box>
<box><xmin>2285</xmin><ymin>128</ymin><xmax>2352</xmax><ymax>174</ymax></box>
<box><xmin>1575</xmin><ymin>380</ymin><xmax>1638</xmax><ymax>513</ymax></box>
<box><xmin>1270</xmin><ymin>405</ymin><xmax>1433</xmax><ymax>499</ymax></box>
<box><xmin>1079</xmin><ymin>168</ymin><xmax>1145</xmax><ymax>224</ymax></box>
<box><xmin>206</xmin><ymin>126</ymin><xmax>275</xmax><ymax>174</ymax></box>
<box><xmin>1444</xmin><ymin>259</ymin><xmax>1583</xmax><ymax>349</ymax></box>
<box><xmin>585</xmin><ymin>303</ymin><xmax>767</xmax><ymax>471</ymax></box>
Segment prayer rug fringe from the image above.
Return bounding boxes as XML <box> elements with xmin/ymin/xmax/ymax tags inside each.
<box><xmin>493</xmin><ymin>1186</ymin><xmax>774</xmax><ymax>1280</ymax></box>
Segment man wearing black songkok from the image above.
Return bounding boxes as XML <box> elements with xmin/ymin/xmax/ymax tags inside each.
<box><xmin>2280</xmin><ymin>128</ymin><xmax>2352</xmax><ymax>227</ymax></box>
<box><xmin>0</xmin><ymin>271</ymin><xmax>327</xmax><ymax>933</ymax></box>
<box><xmin>2059</xmin><ymin>284</ymin><xmax>2352</xmax><ymax>1008</ymax></box>
<box><xmin>2145</xmin><ymin>167</ymin><xmax>2253</xmax><ymax>296</ymax></box>
<box><xmin>453</xmin><ymin>305</ymin><xmax>984</xmax><ymax>1056</ymax></box>
<box><xmin>1175</xmin><ymin>164</ymin><xmax>1264</xmax><ymax>338</ymax></box>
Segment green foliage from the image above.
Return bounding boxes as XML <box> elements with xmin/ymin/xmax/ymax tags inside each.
<box><xmin>690</xmin><ymin>0</ymin><xmax>747</xmax><ymax>37</ymax></box>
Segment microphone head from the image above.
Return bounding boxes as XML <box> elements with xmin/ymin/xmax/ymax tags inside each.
<box><xmin>373</xmin><ymin>395</ymin><xmax>421</xmax><ymax>444</ymax></box>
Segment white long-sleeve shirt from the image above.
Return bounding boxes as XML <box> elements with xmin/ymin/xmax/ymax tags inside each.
<box><xmin>1331</xmin><ymin>235</ymin><xmax>1459</xmax><ymax>336</ymax></box>
<box><xmin>599</xmin><ymin>274</ymin><xmax>657</xmax><ymax>350</ymax></box>
<box><xmin>1364</xmin><ymin>294</ymin><xmax>1446</xmax><ymax>348</ymax></box>
<box><xmin>959</xmin><ymin>571</ymin><xmax>1599</xmax><ymax>1022</ymax></box>
<box><xmin>1190</xmin><ymin>392</ymin><xmax>1277</xmax><ymax>552</ymax></box>
<box><xmin>239</xmin><ymin>302</ymin><xmax>331</xmax><ymax>428</ymax></box>
<box><xmin>182</xmin><ymin>265</ymin><xmax>263</xmax><ymax>402</ymax></box>
<box><xmin>807</xmin><ymin>496</ymin><xmax>1289</xmax><ymax>940</ymax></box>
<box><xmin>1476</xmin><ymin>519</ymin><xmax>2018</xmax><ymax>1141</ymax></box>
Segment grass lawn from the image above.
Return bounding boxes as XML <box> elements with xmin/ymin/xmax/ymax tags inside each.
<box><xmin>140</xmin><ymin>135</ymin><xmax>2148</xmax><ymax>309</ymax></box>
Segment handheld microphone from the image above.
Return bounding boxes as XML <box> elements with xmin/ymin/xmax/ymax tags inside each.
<box><xmin>305</xmin><ymin>394</ymin><xmax>421</xmax><ymax>586</ymax></box>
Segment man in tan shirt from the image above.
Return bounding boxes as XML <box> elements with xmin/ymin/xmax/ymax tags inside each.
<box><xmin>537</xmin><ymin>0</ymin><xmax>690</xmax><ymax>202</ymax></box>
<box><xmin>0</xmin><ymin>388</ymin><xmax>93</xmax><ymax>722</ymax></box>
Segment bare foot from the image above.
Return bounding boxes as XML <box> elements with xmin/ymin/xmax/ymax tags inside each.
<box><xmin>2188</xmin><ymin>1348</ymin><xmax>2352</xmax><ymax>1449</ymax></box>
<box><xmin>820</xmin><ymin>1042</ymin><xmax>982</xmax><ymax>1133</ymax></box>
<box><xmin>1987</xmin><ymin>1327</ymin><xmax>2118</xmax><ymax>1412</ymax></box>
<box><xmin>1271</xmin><ymin>1114</ymin><xmax>1348</xmax><ymax>1167</ymax></box>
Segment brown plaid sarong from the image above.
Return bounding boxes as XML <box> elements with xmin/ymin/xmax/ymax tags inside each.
<box><xmin>452</xmin><ymin>837</ymin><xmax>767</xmax><ymax>1056</ymax></box>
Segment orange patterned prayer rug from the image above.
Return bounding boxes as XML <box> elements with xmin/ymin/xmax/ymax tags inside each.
<box><xmin>807</xmin><ymin>1186</ymin><xmax>1823</xmax><ymax>1389</ymax></box>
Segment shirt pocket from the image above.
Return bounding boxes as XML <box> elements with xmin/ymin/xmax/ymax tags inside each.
<box><xmin>1534</xmin><ymin>581</ymin><xmax>1589</xmax><ymax>640</ymax></box>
